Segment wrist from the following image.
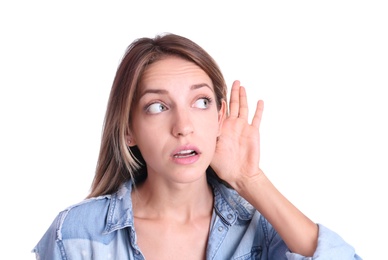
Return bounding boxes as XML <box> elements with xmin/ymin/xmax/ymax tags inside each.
<box><xmin>233</xmin><ymin>168</ymin><xmax>267</xmax><ymax>196</ymax></box>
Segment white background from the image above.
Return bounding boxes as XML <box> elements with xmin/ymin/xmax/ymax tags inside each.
<box><xmin>1</xmin><ymin>1</ymin><xmax>387</xmax><ymax>259</ymax></box>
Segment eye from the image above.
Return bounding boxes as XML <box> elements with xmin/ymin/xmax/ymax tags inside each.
<box><xmin>146</xmin><ymin>102</ymin><xmax>168</xmax><ymax>114</ymax></box>
<box><xmin>193</xmin><ymin>97</ymin><xmax>212</xmax><ymax>109</ymax></box>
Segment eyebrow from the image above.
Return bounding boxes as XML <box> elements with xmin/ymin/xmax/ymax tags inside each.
<box><xmin>139</xmin><ymin>83</ymin><xmax>213</xmax><ymax>99</ymax></box>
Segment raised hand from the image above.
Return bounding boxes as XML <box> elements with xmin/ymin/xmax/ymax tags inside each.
<box><xmin>211</xmin><ymin>80</ymin><xmax>264</xmax><ymax>189</ymax></box>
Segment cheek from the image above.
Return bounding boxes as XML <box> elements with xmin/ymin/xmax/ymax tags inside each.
<box><xmin>200</xmin><ymin>111</ymin><xmax>219</xmax><ymax>130</ymax></box>
<box><xmin>196</xmin><ymin>114</ymin><xmax>220</xmax><ymax>138</ymax></box>
<box><xmin>134</xmin><ymin>133</ymin><xmax>164</xmax><ymax>164</ymax></box>
<box><xmin>131</xmin><ymin>113</ymin><xmax>162</xmax><ymax>138</ymax></box>
<box><xmin>134</xmin><ymin>124</ymin><xmax>162</xmax><ymax>146</ymax></box>
<box><xmin>133</xmin><ymin>118</ymin><xmax>170</xmax><ymax>144</ymax></box>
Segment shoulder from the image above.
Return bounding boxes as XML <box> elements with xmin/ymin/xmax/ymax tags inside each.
<box><xmin>35</xmin><ymin>193</ymin><xmax>115</xmax><ymax>248</ymax></box>
<box><xmin>32</xmin><ymin>194</ymin><xmax>115</xmax><ymax>258</ymax></box>
<box><xmin>33</xmin><ymin>181</ymin><xmax>135</xmax><ymax>258</ymax></box>
<box><xmin>59</xmin><ymin>195</ymin><xmax>113</xmax><ymax>239</ymax></box>
<box><xmin>49</xmin><ymin>181</ymin><xmax>134</xmax><ymax>242</ymax></box>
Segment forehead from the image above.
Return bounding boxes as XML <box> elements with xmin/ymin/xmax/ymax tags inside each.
<box><xmin>140</xmin><ymin>56</ymin><xmax>212</xmax><ymax>88</ymax></box>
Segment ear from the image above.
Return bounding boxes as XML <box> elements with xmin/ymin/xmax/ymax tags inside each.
<box><xmin>125</xmin><ymin>132</ymin><xmax>137</xmax><ymax>147</ymax></box>
<box><xmin>217</xmin><ymin>100</ymin><xmax>227</xmax><ymax>136</ymax></box>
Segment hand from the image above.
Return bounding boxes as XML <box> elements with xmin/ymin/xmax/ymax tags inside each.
<box><xmin>211</xmin><ymin>80</ymin><xmax>264</xmax><ymax>188</ymax></box>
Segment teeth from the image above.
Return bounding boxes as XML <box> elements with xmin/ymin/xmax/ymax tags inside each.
<box><xmin>174</xmin><ymin>150</ymin><xmax>196</xmax><ymax>158</ymax></box>
<box><xmin>177</xmin><ymin>150</ymin><xmax>194</xmax><ymax>154</ymax></box>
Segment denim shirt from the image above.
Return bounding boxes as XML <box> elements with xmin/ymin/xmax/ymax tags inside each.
<box><xmin>33</xmin><ymin>176</ymin><xmax>362</xmax><ymax>260</ymax></box>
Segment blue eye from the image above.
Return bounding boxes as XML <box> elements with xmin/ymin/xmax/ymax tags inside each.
<box><xmin>194</xmin><ymin>97</ymin><xmax>211</xmax><ymax>109</ymax></box>
<box><xmin>146</xmin><ymin>102</ymin><xmax>167</xmax><ymax>114</ymax></box>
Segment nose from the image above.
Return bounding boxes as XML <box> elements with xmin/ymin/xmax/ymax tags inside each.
<box><xmin>172</xmin><ymin>109</ymin><xmax>194</xmax><ymax>137</ymax></box>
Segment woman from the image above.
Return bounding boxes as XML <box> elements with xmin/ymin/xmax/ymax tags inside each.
<box><xmin>33</xmin><ymin>33</ymin><xmax>361</xmax><ymax>259</ymax></box>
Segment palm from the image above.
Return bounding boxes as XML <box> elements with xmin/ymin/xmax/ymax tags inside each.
<box><xmin>211</xmin><ymin>81</ymin><xmax>264</xmax><ymax>187</ymax></box>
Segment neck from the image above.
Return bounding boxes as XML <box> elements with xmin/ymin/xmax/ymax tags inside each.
<box><xmin>132</xmin><ymin>174</ymin><xmax>213</xmax><ymax>222</ymax></box>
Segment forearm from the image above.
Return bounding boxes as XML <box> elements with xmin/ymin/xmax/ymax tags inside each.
<box><xmin>233</xmin><ymin>169</ymin><xmax>318</xmax><ymax>257</ymax></box>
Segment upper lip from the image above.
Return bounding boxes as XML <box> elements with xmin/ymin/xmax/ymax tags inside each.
<box><xmin>171</xmin><ymin>145</ymin><xmax>201</xmax><ymax>157</ymax></box>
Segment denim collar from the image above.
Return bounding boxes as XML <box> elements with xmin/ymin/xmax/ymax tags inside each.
<box><xmin>103</xmin><ymin>175</ymin><xmax>256</xmax><ymax>233</ymax></box>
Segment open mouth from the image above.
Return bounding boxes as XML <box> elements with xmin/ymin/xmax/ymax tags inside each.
<box><xmin>173</xmin><ymin>149</ymin><xmax>198</xmax><ymax>158</ymax></box>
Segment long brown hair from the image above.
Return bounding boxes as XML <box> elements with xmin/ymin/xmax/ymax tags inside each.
<box><xmin>87</xmin><ymin>33</ymin><xmax>227</xmax><ymax>198</ymax></box>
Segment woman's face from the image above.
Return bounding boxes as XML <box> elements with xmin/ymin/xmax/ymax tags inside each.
<box><xmin>129</xmin><ymin>56</ymin><xmax>225</xmax><ymax>184</ymax></box>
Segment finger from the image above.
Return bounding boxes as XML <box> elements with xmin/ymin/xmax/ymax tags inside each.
<box><xmin>229</xmin><ymin>80</ymin><xmax>240</xmax><ymax>118</ymax></box>
<box><xmin>238</xmin><ymin>86</ymin><xmax>249</xmax><ymax>120</ymax></box>
<box><xmin>252</xmin><ymin>100</ymin><xmax>264</xmax><ymax>129</ymax></box>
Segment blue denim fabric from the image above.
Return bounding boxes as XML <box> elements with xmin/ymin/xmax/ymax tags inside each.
<box><xmin>33</xmin><ymin>176</ymin><xmax>362</xmax><ymax>259</ymax></box>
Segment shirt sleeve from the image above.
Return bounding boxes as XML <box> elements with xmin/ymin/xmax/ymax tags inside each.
<box><xmin>31</xmin><ymin>213</ymin><xmax>66</xmax><ymax>260</ymax></box>
<box><xmin>285</xmin><ymin>224</ymin><xmax>362</xmax><ymax>260</ymax></box>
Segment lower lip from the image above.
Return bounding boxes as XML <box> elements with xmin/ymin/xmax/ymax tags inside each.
<box><xmin>171</xmin><ymin>154</ymin><xmax>200</xmax><ymax>165</ymax></box>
